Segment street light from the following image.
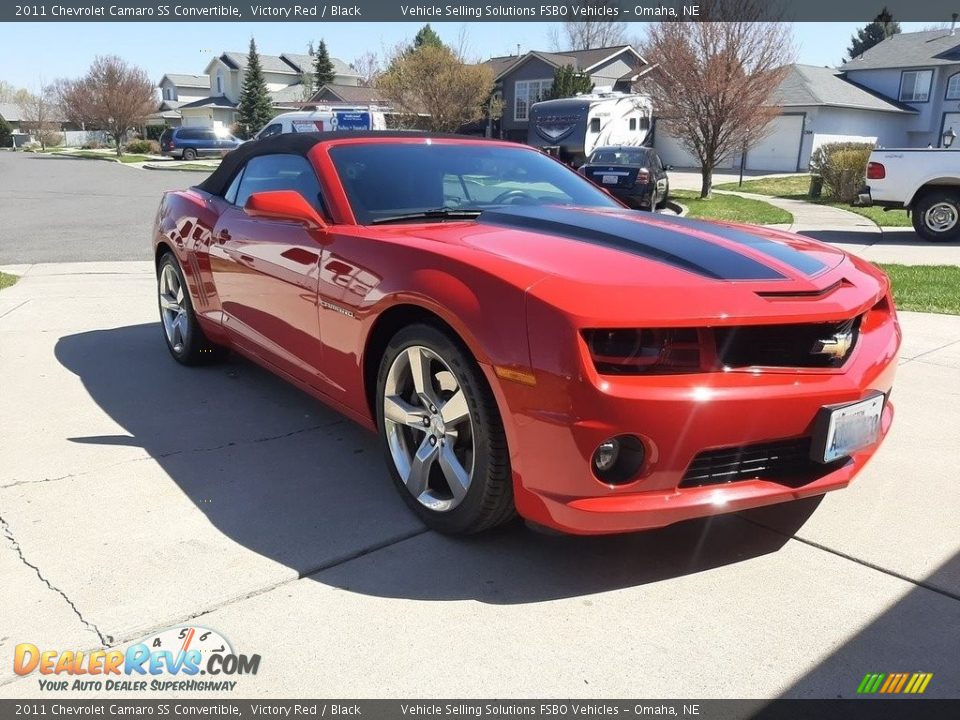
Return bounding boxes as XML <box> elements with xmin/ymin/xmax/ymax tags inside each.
<box><xmin>943</xmin><ymin>128</ymin><xmax>956</xmax><ymax>148</ymax></box>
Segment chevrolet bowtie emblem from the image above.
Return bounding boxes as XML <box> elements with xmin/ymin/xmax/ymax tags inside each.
<box><xmin>812</xmin><ymin>331</ymin><xmax>853</xmax><ymax>359</ymax></box>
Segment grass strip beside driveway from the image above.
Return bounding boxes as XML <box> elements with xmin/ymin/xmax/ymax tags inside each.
<box><xmin>672</xmin><ymin>189</ymin><xmax>793</xmax><ymax>225</ymax></box>
<box><xmin>0</xmin><ymin>272</ymin><xmax>18</xmax><ymax>290</ymax></box>
<box><xmin>878</xmin><ymin>264</ymin><xmax>960</xmax><ymax>315</ymax></box>
<box><xmin>715</xmin><ymin>176</ymin><xmax>911</xmax><ymax>228</ymax></box>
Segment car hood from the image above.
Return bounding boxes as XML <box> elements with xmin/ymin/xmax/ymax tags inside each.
<box><xmin>393</xmin><ymin>206</ymin><xmax>887</xmax><ymax>325</ymax></box>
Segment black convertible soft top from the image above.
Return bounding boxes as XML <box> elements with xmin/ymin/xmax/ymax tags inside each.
<box><xmin>195</xmin><ymin>131</ymin><xmax>492</xmax><ymax>197</ymax></box>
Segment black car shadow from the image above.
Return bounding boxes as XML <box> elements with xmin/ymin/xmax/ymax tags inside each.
<box><xmin>54</xmin><ymin>323</ymin><xmax>821</xmax><ymax>604</ymax></box>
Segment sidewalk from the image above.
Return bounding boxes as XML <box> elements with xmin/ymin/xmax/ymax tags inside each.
<box><xmin>716</xmin><ymin>189</ymin><xmax>960</xmax><ymax>266</ymax></box>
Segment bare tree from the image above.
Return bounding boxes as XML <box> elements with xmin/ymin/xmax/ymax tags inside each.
<box><xmin>56</xmin><ymin>56</ymin><xmax>156</xmax><ymax>156</ymax></box>
<box><xmin>377</xmin><ymin>44</ymin><xmax>496</xmax><ymax>132</ymax></box>
<box><xmin>642</xmin><ymin>2</ymin><xmax>794</xmax><ymax>197</ymax></box>
<box><xmin>17</xmin><ymin>85</ymin><xmax>60</xmax><ymax>150</ymax></box>
<box><xmin>548</xmin><ymin>19</ymin><xmax>627</xmax><ymax>50</ymax></box>
<box><xmin>351</xmin><ymin>51</ymin><xmax>382</xmax><ymax>86</ymax></box>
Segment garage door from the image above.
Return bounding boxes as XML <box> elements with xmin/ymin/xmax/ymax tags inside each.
<box><xmin>746</xmin><ymin>115</ymin><xmax>803</xmax><ymax>172</ymax></box>
<box><xmin>654</xmin><ymin>123</ymin><xmax>700</xmax><ymax>168</ymax></box>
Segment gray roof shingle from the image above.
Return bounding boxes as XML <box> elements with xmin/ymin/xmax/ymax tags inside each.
<box><xmin>487</xmin><ymin>45</ymin><xmax>641</xmax><ymax>79</ymax></box>
<box><xmin>841</xmin><ymin>29</ymin><xmax>960</xmax><ymax>70</ymax></box>
<box><xmin>220</xmin><ymin>51</ymin><xmax>299</xmax><ymax>74</ymax></box>
<box><xmin>310</xmin><ymin>84</ymin><xmax>387</xmax><ymax>104</ymax></box>
<box><xmin>281</xmin><ymin>53</ymin><xmax>360</xmax><ymax>78</ymax></box>
<box><xmin>775</xmin><ymin>64</ymin><xmax>916</xmax><ymax>113</ymax></box>
<box><xmin>161</xmin><ymin>73</ymin><xmax>210</xmax><ymax>89</ymax></box>
<box><xmin>0</xmin><ymin>102</ymin><xmax>21</xmax><ymax>122</ymax></box>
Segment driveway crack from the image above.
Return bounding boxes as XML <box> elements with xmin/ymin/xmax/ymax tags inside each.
<box><xmin>0</xmin><ymin>513</ymin><xmax>112</xmax><ymax>646</ymax></box>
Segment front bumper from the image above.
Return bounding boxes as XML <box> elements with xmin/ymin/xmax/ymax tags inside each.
<box><xmin>491</xmin><ymin>303</ymin><xmax>901</xmax><ymax>535</ymax></box>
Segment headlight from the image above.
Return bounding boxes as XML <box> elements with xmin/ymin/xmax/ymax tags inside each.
<box><xmin>582</xmin><ymin>328</ymin><xmax>702</xmax><ymax>374</ymax></box>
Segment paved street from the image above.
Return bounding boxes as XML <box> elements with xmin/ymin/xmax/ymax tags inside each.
<box><xmin>0</xmin><ymin>152</ymin><xmax>209</xmax><ymax>264</ymax></box>
<box><xmin>1</xmin><ymin>155</ymin><xmax>959</xmax><ymax>699</ymax></box>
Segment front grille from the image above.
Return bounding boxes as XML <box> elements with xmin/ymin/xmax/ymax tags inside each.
<box><xmin>680</xmin><ymin>437</ymin><xmax>840</xmax><ymax>488</ymax></box>
<box><xmin>714</xmin><ymin>316</ymin><xmax>861</xmax><ymax>369</ymax></box>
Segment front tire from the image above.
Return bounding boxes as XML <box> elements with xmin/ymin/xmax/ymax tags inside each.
<box><xmin>375</xmin><ymin>324</ymin><xmax>514</xmax><ymax>535</ymax></box>
<box><xmin>912</xmin><ymin>189</ymin><xmax>960</xmax><ymax>242</ymax></box>
<box><xmin>157</xmin><ymin>252</ymin><xmax>226</xmax><ymax>365</ymax></box>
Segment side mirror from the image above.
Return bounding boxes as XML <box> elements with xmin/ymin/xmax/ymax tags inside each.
<box><xmin>244</xmin><ymin>191</ymin><xmax>326</xmax><ymax>230</ymax></box>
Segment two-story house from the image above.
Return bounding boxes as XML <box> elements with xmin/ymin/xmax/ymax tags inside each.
<box><xmin>839</xmin><ymin>27</ymin><xmax>960</xmax><ymax>148</ymax></box>
<box><xmin>485</xmin><ymin>44</ymin><xmax>647</xmax><ymax>142</ymax></box>
<box><xmin>171</xmin><ymin>50</ymin><xmax>361</xmax><ymax>130</ymax></box>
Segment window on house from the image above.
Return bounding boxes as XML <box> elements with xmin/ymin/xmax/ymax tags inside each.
<box><xmin>514</xmin><ymin>79</ymin><xmax>552</xmax><ymax>121</ymax></box>
<box><xmin>947</xmin><ymin>73</ymin><xmax>960</xmax><ymax>100</ymax></box>
<box><xmin>216</xmin><ymin>71</ymin><xmax>224</xmax><ymax>95</ymax></box>
<box><xmin>900</xmin><ymin>70</ymin><xmax>932</xmax><ymax>102</ymax></box>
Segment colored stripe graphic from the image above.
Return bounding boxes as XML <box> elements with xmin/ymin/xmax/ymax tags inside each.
<box><xmin>857</xmin><ymin>672</ymin><xmax>932</xmax><ymax>694</ymax></box>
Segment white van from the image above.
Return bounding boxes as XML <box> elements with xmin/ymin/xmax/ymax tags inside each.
<box><xmin>255</xmin><ymin>108</ymin><xmax>387</xmax><ymax>139</ymax></box>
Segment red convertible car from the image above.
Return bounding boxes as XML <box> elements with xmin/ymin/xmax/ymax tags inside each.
<box><xmin>152</xmin><ymin>132</ymin><xmax>900</xmax><ymax>535</ymax></box>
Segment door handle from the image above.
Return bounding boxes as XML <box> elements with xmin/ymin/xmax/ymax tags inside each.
<box><xmin>217</xmin><ymin>230</ymin><xmax>231</xmax><ymax>244</ymax></box>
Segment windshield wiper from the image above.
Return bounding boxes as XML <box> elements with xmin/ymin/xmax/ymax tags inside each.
<box><xmin>370</xmin><ymin>208</ymin><xmax>483</xmax><ymax>224</ymax></box>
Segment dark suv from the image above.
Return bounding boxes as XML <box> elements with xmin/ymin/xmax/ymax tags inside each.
<box><xmin>159</xmin><ymin>127</ymin><xmax>242</xmax><ymax>160</ymax></box>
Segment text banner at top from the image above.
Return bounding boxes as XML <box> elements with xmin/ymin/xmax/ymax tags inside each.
<box><xmin>5</xmin><ymin>0</ymin><xmax>960</xmax><ymax>23</ymax></box>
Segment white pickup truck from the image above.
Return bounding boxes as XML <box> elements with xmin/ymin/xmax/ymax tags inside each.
<box><xmin>858</xmin><ymin>148</ymin><xmax>960</xmax><ymax>242</ymax></box>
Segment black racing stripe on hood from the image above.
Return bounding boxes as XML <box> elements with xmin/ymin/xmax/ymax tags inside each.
<box><xmin>479</xmin><ymin>207</ymin><xmax>786</xmax><ymax>281</ymax></box>
<box><xmin>671</xmin><ymin>215</ymin><xmax>827</xmax><ymax>276</ymax></box>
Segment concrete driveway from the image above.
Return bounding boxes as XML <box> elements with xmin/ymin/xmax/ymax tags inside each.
<box><xmin>1</xmin><ymin>262</ymin><xmax>959</xmax><ymax>699</ymax></box>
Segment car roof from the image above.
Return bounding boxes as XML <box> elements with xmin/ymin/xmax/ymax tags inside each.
<box><xmin>196</xmin><ymin>131</ymin><xmax>515</xmax><ymax>197</ymax></box>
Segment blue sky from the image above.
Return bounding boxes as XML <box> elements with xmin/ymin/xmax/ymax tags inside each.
<box><xmin>0</xmin><ymin>21</ymin><xmax>934</xmax><ymax>91</ymax></box>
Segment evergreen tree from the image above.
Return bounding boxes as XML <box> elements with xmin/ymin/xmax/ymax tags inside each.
<box><xmin>237</xmin><ymin>38</ymin><xmax>274</xmax><ymax>138</ymax></box>
<box><xmin>0</xmin><ymin>117</ymin><xmax>12</xmax><ymax>149</ymax></box>
<box><xmin>413</xmin><ymin>24</ymin><xmax>444</xmax><ymax>51</ymax></box>
<box><xmin>545</xmin><ymin>65</ymin><xmax>593</xmax><ymax>100</ymax></box>
<box><xmin>313</xmin><ymin>40</ymin><xmax>336</xmax><ymax>90</ymax></box>
<box><xmin>847</xmin><ymin>8</ymin><xmax>901</xmax><ymax>60</ymax></box>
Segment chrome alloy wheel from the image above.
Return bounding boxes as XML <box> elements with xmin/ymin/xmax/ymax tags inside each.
<box><xmin>382</xmin><ymin>345</ymin><xmax>475</xmax><ymax>512</ymax></box>
<box><xmin>924</xmin><ymin>202</ymin><xmax>959</xmax><ymax>233</ymax></box>
<box><xmin>158</xmin><ymin>263</ymin><xmax>189</xmax><ymax>354</ymax></box>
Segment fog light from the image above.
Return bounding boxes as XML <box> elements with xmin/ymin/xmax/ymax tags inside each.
<box><xmin>594</xmin><ymin>439</ymin><xmax>620</xmax><ymax>472</ymax></box>
<box><xmin>591</xmin><ymin>435</ymin><xmax>646</xmax><ymax>484</ymax></box>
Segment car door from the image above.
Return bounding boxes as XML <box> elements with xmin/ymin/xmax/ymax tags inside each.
<box><xmin>209</xmin><ymin>153</ymin><xmax>329</xmax><ymax>388</ymax></box>
<box><xmin>200</xmin><ymin>130</ymin><xmax>220</xmax><ymax>157</ymax></box>
<box><xmin>652</xmin><ymin>152</ymin><xmax>669</xmax><ymax>204</ymax></box>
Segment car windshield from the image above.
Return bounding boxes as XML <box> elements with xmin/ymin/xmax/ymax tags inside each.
<box><xmin>329</xmin><ymin>142</ymin><xmax>621</xmax><ymax>224</ymax></box>
<box><xmin>589</xmin><ymin>149</ymin><xmax>650</xmax><ymax>165</ymax></box>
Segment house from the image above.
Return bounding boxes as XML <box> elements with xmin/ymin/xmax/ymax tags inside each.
<box><xmin>484</xmin><ymin>44</ymin><xmax>647</xmax><ymax>141</ymax></box>
<box><xmin>310</xmin><ymin>83</ymin><xmax>388</xmax><ymax>106</ymax></box>
<box><xmin>147</xmin><ymin>74</ymin><xmax>211</xmax><ymax>127</ymax></box>
<box><xmin>839</xmin><ymin>27</ymin><xmax>960</xmax><ymax>148</ymax></box>
<box><xmin>170</xmin><ymin>50</ymin><xmax>360</xmax><ymax>130</ymax></box>
<box><xmin>656</xmin><ymin>64</ymin><xmax>917</xmax><ymax>172</ymax></box>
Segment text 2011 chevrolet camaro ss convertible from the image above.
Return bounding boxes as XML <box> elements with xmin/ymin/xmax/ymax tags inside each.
<box><xmin>152</xmin><ymin>132</ymin><xmax>900</xmax><ymax>535</ymax></box>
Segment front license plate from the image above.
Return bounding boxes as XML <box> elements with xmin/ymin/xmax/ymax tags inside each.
<box><xmin>602</xmin><ymin>175</ymin><xmax>619</xmax><ymax>185</ymax></box>
<box><xmin>813</xmin><ymin>394</ymin><xmax>885</xmax><ymax>463</ymax></box>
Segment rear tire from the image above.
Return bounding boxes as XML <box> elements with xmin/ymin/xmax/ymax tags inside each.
<box><xmin>182</xmin><ymin>148</ymin><xmax>197</xmax><ymax>161</ymax></box>
<box><xmin>911</xmin><ymin>189</ymin><xmax>960</xmax><ymax>242</ymax></box>
<box><xmin>375</xmin><ymin>324</ymin><xmax>515</xmax><ymax>535</ymax></box>
<box><xmin>157</xmin><ymin>252</ymin><xmax>226</xmax><ymax>366</ymax></box>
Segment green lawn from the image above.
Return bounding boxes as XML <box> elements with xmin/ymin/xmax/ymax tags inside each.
<box><xmin>68</xmin><ymin>151</ymin><xmax>150</xmax><ymax>164</ymax></box>
<box><xmin>672</xmin><ymin>189</ymin><xmax>793</xmax><ymax>225</ymax></box>
<box><xmin>877</xmin><ymin>264</ymin><xmax>960</xmax><ymax>315</ymax></box>
<box><xmin>0</xmin><ymin>272</ymin><xmax>18</xmax><ymax>290</ymax></box>
<box><xmin>715</xmin><ymin>175</ymin><xmax>911</xmax><ymax>228</ymax></box>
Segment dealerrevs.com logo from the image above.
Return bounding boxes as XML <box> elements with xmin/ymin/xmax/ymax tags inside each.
<box><xmin>14</xmin><ymin>626</ymin><xmax>260</xmax><ymax>692</ymax></box>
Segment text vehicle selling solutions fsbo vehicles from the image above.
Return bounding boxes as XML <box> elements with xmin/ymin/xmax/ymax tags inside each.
<box><xmin>152</xmin><ymin>132</ymin><xmax>900</xmax><ymax>535</ymax></box>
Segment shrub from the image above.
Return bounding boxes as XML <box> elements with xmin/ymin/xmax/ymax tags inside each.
<box><xmin>37</xmin><ymin>130</ymin><xmax>63</xmax><ymax>148</ymax></box>
<box><xmin>809</xmin><ymin>142</ymin><xmax>873</xmax><ymax>203</ymax></box>
<box><xmin>0</xmin><ymin>118</ymin><xmax>12</xmax><ymax>148</ymax></box>
<box><xmin>124</xmin><ymin>139</ymin><xmax>160</xmax><ymax>154</ymax></box>
<box><xmin>81</xmin><ymin>139</ymin><xmax>104</xmax><ymax>149</ymax></box>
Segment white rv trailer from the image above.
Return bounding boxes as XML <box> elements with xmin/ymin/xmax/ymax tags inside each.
<box><xmin>527</xmin><ymin>89</ymin><xmax>653</xmax><ymax>167</ymax></box>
